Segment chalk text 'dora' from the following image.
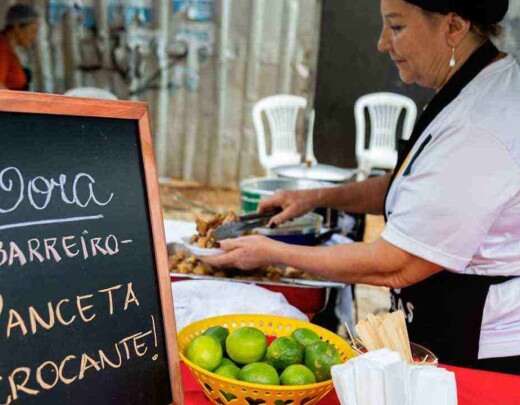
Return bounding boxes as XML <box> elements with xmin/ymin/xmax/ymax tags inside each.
<box><xmin>0</xmin><ymin>167</ymin><xmax>114</xmax><ymax>214</ymax></box>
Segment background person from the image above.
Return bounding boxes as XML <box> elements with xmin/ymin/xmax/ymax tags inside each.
<box><xmin>0</xmin><ymin>4</ymin><xmax>39</xmax><ymax>90</ymax></box>
<box><xmin>205</xmin><ymin>0</ymin><xmax>520</xmax><ymax>374</ymax></box>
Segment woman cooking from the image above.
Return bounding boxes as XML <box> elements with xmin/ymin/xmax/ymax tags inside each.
<box><xmin>0</xmin><ymin>4</ymin><xmax>39</xmax><ymax>90</ymax></box>
<box><xmin>205</xmin><ymin>0</ymin><xmax>520</xmax><ymax>374</ymax></box>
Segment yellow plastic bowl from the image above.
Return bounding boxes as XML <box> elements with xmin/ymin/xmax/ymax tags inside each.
<box><xmin>178</xmin><ymin>314</ymin><xmax>358</xmax><ymax>405</ymax></box>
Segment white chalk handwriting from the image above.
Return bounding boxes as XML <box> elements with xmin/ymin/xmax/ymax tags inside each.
<box><xmin>0</xmin><ymin>167</ymin><xmax>114</xmax><ymax>214</ymax></box>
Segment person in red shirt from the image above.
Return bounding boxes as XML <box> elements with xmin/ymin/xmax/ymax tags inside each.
<box><xmin>0</xmin><ymin>4</ymin><xmax>39</xmax><ymax>90</ymax></box>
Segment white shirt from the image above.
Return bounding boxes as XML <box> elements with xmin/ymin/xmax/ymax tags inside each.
<box><xmin>382</xmin><ymin>55</ymin><xmax>520</xmax><ymax>359</ymax></box>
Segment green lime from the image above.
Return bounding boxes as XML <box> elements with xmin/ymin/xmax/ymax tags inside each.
<box><xmin>238</xmin><ymin>362</ymin><xmax>280</xmax><ymax>385</ymax></box>
<box><xmin>219</xmin><ymin>358</ymin><xmax>237</xmax><ymax>368</ymax></box>
<box><xmin>287</xmin><ymin>335</ymin><xmax>304</xmax><ymax>346</ymax></box>
<box><xmin>304</xmin><ymin>341</ymin><xmax>341</xmax><ymax>382</ymax></box>
<box><xmin>186</xmin><ymin>335</ymin><xmax>223</xmax><ymax>371</ymax></box>
<box><xmin>226</xmin><ymin>327</ymin><xmax>267</xmax><ymax>365</ymax></box>
<box><xmin>291</xmin><ymin>328</ymin><xmax>321</xmax><ymax>347</ymax></box>
<box><xmin>203</xmin><ymin>326</ymin><xmax>229</xmax><ymax>352</ymax></box>
<box><xmin>265</xmin><ymin>336</ymin><xmax>304</xmax><ymax>370</ymax></box>
<box><xmin>214</xmin><ymin>362</ymin><xmax>241</xmax><ymax>380</ymax></box>
<box><xmin>280</xmin><ymin>364</ymin><xmax>317</xmax><ymax>385</ymax></box>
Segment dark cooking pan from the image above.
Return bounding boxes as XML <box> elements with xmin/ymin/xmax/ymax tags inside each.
<box><xmin>255</xmin><ymin>213</ymin><xmax>340</xmax><ymax>246</ymax></box>
<box><xmin>264</xmin><ymin>227</ymin><xmax>340</xmax><ymax>246</ymax></box>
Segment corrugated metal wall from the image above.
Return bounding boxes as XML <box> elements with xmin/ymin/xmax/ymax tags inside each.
<box><xmin>6</xmin><ymin>1</ymin><xmax>519</xmax><ymax>187</ymax></box>
<box><xmin>153</xmin><ymin>0</ymin><xmax>322</xmax><ymax>187</ymax></box>
<box><xmin>4</xmin><ymin>0</ymin><xmax>322</xmax><ymax>188</ymax></box>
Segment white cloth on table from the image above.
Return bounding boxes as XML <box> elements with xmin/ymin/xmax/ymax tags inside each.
<box><xmin>171</xmin><ymin>280</ymin><xmax>308</xmax><ymax>330</ymax></box>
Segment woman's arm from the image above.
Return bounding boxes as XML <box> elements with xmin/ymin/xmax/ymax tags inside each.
<box><xmin>205</xmin><ymin>234</ymin><xmax>442</xmax><ymax>288</ymax></box>
<box><xmin>315</xmin><ymin>173</ymin><xmax>391</xmax><ymax>214</ymax></box>
<box><xmin>260</xmin><ymin>173</ymin><xmax>391</xmax><ymax>225</ymax></box>
<box><xmin>276</xmin><ymin>238</ymin><xmax>442</xmax><ymax>287</ymax></box>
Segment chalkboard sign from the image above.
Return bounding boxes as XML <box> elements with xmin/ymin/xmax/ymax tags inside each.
<box><xmin>0</xmin><ymin>91</ymin><xmax>183</xmax><ymax>405</ymax></box>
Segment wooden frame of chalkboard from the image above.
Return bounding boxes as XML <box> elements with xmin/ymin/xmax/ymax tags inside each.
<box><xmin>0</xmin><ymin>90</ymin><xmax>183</xmax><ymax>405</ymax></box>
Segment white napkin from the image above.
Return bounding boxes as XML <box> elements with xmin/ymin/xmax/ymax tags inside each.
<box><xmin>332</xmin><ymin>349</ymin><xmax>457</xmax><ymax>405</ymax></box>
<box><xmin>332</xmin><ymin>349</ymin><xmax>405</xmax><ymax>405</ymax></box>
<box><xmin>407</xmin><ymin>365</ymin><xmax>458</xmax><ymax>405</ymax></box>
<box><xmin>332</xmin><ymin>362</ymin><xmax>357</xmax><ymax>405</ymax></box>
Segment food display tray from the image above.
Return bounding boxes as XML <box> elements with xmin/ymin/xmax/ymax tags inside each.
<box><xmin>169</xmin><ymin>271</ymin><xmax>345</xmax><ymax>289</ymax></box>
<box><xmin>167</xmin><ymin>242</ymin><xmax>345</xmax><ymax>289</ymax></box>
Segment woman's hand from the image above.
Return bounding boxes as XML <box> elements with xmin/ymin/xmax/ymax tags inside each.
<box><xmin>259</xmin><ymin>189</ymin><xmax>320</xmax><ymax>226</ymax></box>
<box><xmin>202</xmin><ymin>235</ymin><xmax>284</xmax><ymax>270</ymax></box>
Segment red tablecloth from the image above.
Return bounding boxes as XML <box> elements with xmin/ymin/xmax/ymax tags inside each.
<box><xmin>182</xmin><ymin>362</ymin><xmax>520</xmax><ymax>405</ymax></box>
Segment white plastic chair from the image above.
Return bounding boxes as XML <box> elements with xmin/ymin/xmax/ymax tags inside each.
<box><xmin>253</xmin><ymin>95</ymin><xmax>315</xmax><ymax>175</ymax></box>
<box><xmin>64</xmin><ymin>87</ymin><xmax>118</xmax><ymax>100</ymax></box>
<box><xmin>354</xmin><ymin>92</ymin><xmax>417</xmax><ymax>179</ymax></box>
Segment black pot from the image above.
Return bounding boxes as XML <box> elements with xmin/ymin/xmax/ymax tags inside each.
<box><xmin>255</xmin><ymin>213</ymin><xmax>339</xmax><ymax>246</ymax></box>
<box><xmin>266</xmin><ymin>227</ymin><xmax>340</xmax><ymax>246</ymax></box>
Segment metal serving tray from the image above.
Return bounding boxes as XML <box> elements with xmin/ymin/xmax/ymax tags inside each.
<box><xmin>170</xmin><ymin>271</ymin><xmax>345</xmax><ymax>289</ymax></box>
<box><xmin>168</xmin><ymin>242</ymin><xmax>345</xmax><ymax>289</ymax></box>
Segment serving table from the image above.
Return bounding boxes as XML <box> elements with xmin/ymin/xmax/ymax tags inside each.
<box><xmin>181</xmin><ymin>362</ymin><xmax>520</xmax><ymax>405</ymax></box>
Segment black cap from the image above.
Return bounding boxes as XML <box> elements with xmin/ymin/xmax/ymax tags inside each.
<box><xmin>5</xmin><ymin>4</ymin><xmax>39</xmax><ymax>27</ymax></box>
<box><xmin>404</xmin><ymin>0</ymin><xmax>509</xmax><ymax>25</ymax></box>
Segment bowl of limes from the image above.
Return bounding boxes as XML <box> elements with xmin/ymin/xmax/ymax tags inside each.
<box><xmin>178</xmin><ymin>314</ymin><xmax>358</xmax><ymax>405</ymax></box>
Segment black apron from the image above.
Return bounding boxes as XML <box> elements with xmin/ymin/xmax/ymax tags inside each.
<box><xmin>384</xmin><ymin>41</ymin><xmax>515</xmax><ymax>369</ymax></box>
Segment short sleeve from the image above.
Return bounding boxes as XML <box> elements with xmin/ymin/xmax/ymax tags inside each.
<box><xmin>382</xmin><ymin>127</ymin><xmax>520</xmax><ymax>271</ymax></box>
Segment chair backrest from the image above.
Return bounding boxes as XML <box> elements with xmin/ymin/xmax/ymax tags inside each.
<box><xmin>64</xmin><ymin>87</ymin><xmax>118</xmax><ymax>100</ymax></box>
<box><xmin>354</xmin><ymin>92</ymin><xmax>417</xmax><ymax>162</ymax></box>
<box><xmin>252</xmin><ymin>95</ymin><xmax>307</xmax><ymax>169</ymax></box>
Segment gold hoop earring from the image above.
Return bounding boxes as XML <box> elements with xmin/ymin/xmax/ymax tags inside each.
<box><xmin>449</xmin><ymin>47</ymin><xmax>456</xmax><ymax>68</ymax></box>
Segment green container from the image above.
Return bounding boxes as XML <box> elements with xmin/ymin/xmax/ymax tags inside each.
<box><xmin>239</xmin><ymin>177</ymin><xmax>328</xmax><ymax>213</ymax></box>
<box><xmin>241</xmin><ymin>192</ymin><xmax>262</xmax><ymax>213</ymax></box>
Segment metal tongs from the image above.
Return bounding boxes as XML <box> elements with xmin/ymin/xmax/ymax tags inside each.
<box><xmin>213</xmin><ymin>208</ymin><xmax>282</xmax><ymax>240</ymax></box>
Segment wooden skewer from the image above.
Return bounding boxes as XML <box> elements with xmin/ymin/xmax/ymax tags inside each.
<box><xmin>356</xmin><ymin>319</ymin><xmax>382</xmax><ymax>351</ymax></box>
<box><xmin>355</xmin><ymin>310</ymin><xmax>414</xmax><ymax>363</ymax></box>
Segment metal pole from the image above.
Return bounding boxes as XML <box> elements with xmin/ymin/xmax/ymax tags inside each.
<box><xmin>94</xmin><ymin>0</ymin><xmax>113</xmax><ymax>90</ymax></box>
<box><xmin>209</xmin><ymin>0</ymin><xmax>232</xmax><ymax>186</ymax></box>
<box><xmin>278</xmin><ymin>0</ymin><xmax>299</xmax><ymax>93</ymax></box>
<box><xmin>153</xmin><ymin>0</ymin><xmax>172</xmax><ymax>177</ymax></box>
<box><xmin>62</xmin><ymin>8</ymin><xmax>82</xmax><ymax>89</ymax></box>
<box><xmin>303</xmin><ymin>0</ymin><xmax>323</xmax><ymax>163</ymax></box>
<box><xmin>33</xmin><ymin>2</ymin><xmax>55</xmax><ymax>92</ymax></box>
<box><xmin>237</xmin><ymin>0</ymin><xmax>265</xmax><ymax>180</ymax></box>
